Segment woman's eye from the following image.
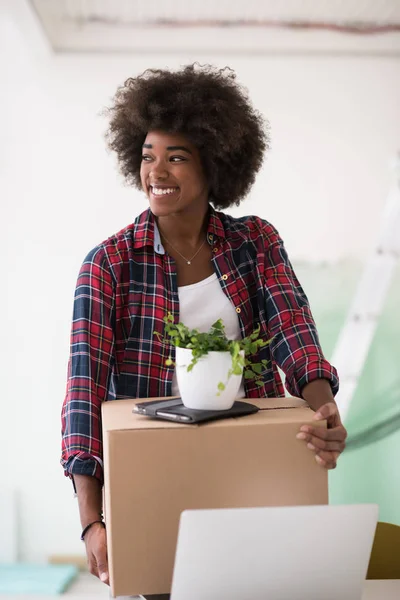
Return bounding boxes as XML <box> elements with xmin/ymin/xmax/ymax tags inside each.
<box><xmin>141</xmin><ymin>155</ymin><xmax>186</xmax><ymax>163</ymax></box>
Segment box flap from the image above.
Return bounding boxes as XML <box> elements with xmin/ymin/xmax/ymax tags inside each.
<box><xmin>102</xmin><ymin>396</ymin><xmax>313</xmax><ymax>432</ymax></box>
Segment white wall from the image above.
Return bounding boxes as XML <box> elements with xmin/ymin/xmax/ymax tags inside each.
<box><xmin>46</xmin><ymin>54</ymin><xmax>400</xmax><ymax>262</ymax></box>
<box><xmin>2</xmin><ymin>0</ymin><xmax>400</xmax><ymax>561</ymax></box>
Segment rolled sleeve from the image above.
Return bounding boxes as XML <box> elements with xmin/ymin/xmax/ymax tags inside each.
<box><xmin>62</xmin><ymin>452</ymin><xmax>104</xmax><ymax>484</ymax></box>
<box><xmin>283</xmin><ymin>354</ymin><xmax>339</xmax><ymax>398</ymax></box>
<box><xmin>61</xmin><ymin>246</ymin><xmax>116</xmax><ymax>486</ymax></box>
<box><xmin>264</xmin><ymin>238</ymin><xmax>339</xmax><ymax>398</ymax></box>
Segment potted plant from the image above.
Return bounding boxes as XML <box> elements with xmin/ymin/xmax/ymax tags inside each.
<box><xmin>154</xmin><ymin>313</ymin><xmax>271</xmax><ymax>411</ymax></box>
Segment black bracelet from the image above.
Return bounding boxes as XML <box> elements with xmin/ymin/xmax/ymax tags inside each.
<box><xmin>80</xmin><ymin>520</ymin><xmax>105</xmax><ymax>541</ymax></box>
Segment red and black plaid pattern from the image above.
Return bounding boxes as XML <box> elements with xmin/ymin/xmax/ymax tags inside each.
<box><xmin>61</xmin><ymin>207</ymin><xmax>338</xmax><ymax>483</ymax></box>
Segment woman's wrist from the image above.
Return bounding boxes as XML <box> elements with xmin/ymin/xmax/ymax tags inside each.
<box><xmin>301</xmin><ymin>378</ymin><xmax>336</xmax><ymax>413</ymax></box>
<box><xmin>81</xmin><ymin>519</ymin><xmax>105</xmax><ymax>541</ymax></box>
<box><xmin>74</xmin><ymin>474</ymin><xmax>103</xmax><ymax>529</ymax></box>
<box><xmin>81</xmin><ymin>511</ymin><xmax>104</xmax><ymax>529</ymax></box>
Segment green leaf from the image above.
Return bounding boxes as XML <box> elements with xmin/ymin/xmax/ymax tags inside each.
<box><xmin>248</xmin><ymin>325</ymin><xmax>260</xmax><ymax>340</ymax></box>
<box><xmin>252</xmin><ymin>363</ymin><xmax>263</xmax><ymax>374</ymax></box>
<box><xmin>218</xmin><ymin>382</ymin><xmax>225</xmax><ymax>391</ymax></box>
<box><xmin>165</xmin><ymin>358</ymin><xmax>173</xmax><ymax>367</ymax></box>
<box><xmin>244</xmin><ymin>370</ymin><xmax>255</xmax><ymax>379</ymax></box>
<box><xmin>255</xmin><ymin>380</ymin><xmax>264</xmax><ymax>387</ymax></box>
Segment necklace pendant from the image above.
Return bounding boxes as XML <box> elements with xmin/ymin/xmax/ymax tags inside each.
<box><xmin>187</xmin><ymin>261</ymin><xmax>191</xmax><ymax>265</ymax></box>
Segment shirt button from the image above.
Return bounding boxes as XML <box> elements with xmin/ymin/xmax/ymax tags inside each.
<box><xmin>236</xmin><ymin>307</ymin><xmax>241</xmax><ymax>314</ymax></box>
<box><xmin>213</xmin><ymin>248</ymin><xmax>218</xmax><ymax>253</ymax></box>
<box><xmin>208</xmin><ymin>234</ymin><xmax>213</xmax><ymax>242</ymax></box>
<box><xmin>221</xmin><ymin>274</ymin><xmax>228</xmax><ymax>281</ymax></box>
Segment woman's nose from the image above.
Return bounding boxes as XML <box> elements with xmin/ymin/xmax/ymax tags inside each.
<box><xmin>150</xmin><ymin>162</ymin><xmax>168</xmax><ymax>180</ymax></box>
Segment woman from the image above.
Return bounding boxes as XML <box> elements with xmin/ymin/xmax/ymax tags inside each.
<box><xmin>61</xmin><ymin>64</ymin><xmax>347</xmax><ymax>590</ymax></box>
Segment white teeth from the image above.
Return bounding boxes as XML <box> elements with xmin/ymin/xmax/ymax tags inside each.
<box><xmin>151</xmin><ymin>187</ymin><xmax>178</xmax><ymax>196</ymax></box>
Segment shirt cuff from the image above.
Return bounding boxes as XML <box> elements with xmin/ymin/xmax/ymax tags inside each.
<box><xmin>284</xmin><ymin>356</ymin><xmax>339</xmax><ymax>399</ymax></box>
<box><xmin>62</xmin><ymin>451</ymin><xmax>104</xmax><ymax>486</ymax></box>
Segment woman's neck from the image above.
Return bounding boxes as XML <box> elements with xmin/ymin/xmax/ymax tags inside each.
<box><xmin>156</xmin><ymin>204</ymin><xmax>210</xmax><ymax>248</ymax></box>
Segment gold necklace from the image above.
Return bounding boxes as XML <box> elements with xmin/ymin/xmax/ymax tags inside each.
<box><xmin>161</xmin><ymin>234</ymin><xmax>207</xmax><ymax>265</ymax></box>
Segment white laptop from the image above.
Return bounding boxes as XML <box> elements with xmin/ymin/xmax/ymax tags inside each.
<box><xmin>170</xmin><ymin>504</ymin><xmax>378</xmax><ymax>600</ymax></box>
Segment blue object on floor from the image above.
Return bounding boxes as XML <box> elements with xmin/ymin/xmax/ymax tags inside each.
<box><xmin>0</xmin><ymin>564</ymin><xmax>78</xmax><ymax>594</ymax></box>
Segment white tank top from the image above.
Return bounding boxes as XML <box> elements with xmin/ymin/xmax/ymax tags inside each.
<box><xmin>171</xmin><ymin>273</ymin><xmax>245</xmax><ymax>398</ymax></box>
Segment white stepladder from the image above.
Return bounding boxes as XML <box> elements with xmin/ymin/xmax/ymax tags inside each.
<box><xmin>333</xmin><ymin>153</ymin><xmax>400</xmax><ymax>422</ymax></box>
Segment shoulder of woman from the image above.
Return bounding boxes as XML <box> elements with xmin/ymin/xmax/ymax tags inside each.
<box><xmin>221</xmin><ymin>213</ymin><xmax>282</xmax><ymax>246</ymax></box>
<box><xmin>80</xmin><ymin>222</ymin><xmax>135</xmax><ymax>279</ymax></box>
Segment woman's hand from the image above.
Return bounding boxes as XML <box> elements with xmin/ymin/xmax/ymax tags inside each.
<box><xmin>83</xmin><ymin>522</ymin><xmax>109</xmax><ymax>584</ymax></box>
<box><xmin>297</xmin><ymin>402</ymin><xmax>347</xmax><ymax>469</ymax></box>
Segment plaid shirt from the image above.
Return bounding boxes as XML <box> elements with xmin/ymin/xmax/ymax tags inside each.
<box><xmin>61</xmin><ymin>207</ymin><xmax>338</xmax><ymax>483</ymax></box>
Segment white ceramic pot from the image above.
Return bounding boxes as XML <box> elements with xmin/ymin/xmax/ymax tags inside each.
<box><xmin>175</xmin><ymin>347</ymin><xmax>243</xmax><ymax>411</ymax></box>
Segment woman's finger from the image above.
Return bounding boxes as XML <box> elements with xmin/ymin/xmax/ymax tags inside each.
<box><xmin>313</xmin><ymin>402</ymin><xmax>338</xmax><ymax>421</ymax></box>
<box><xmin>314</xmin><ymin>450</ymin><xmax>339</xmax><ymax>469</ymax></box>
<box><xmin>315</xmin><ymin>455</ymin><xmax>337</xmax><ymax>470</ymax></box>
<box><xmin>299</xmin><ymin>425</ymin><xmax>347</xmax><ymax>442</ymax></box>
<box><xmin>297</xmin><ymin>431</ymin><xmax>346</xmax><ymax>451</ymax></box>
<box><xmin>88</xmin><ymin>556</ymin><xmax>99</xmax><ymax>579</ymax></box>
<box><xmin>299</xmin><ymin>435</ymin><xmax>345</xmax><ymax>453</ymax></box>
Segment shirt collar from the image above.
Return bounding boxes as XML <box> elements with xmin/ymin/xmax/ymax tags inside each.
<box><xmin>207</xmin><ymin>205</ymin><xmax>226</xmax><ymax>245</ymax></box>
<box><xmin>132</xmin><ymin>205</ymin><xmax>226</xmax><ymax>254</ymax></box>
<box><xmin>132</xmin><ymin>208</ymin><xmax>159</xmax><ymax>252</ymax></box>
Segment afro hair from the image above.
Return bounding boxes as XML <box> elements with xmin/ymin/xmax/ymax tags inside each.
<box><xmin>105</xmin><ymin>64</ymin><xmax>269</xmax><ymax>210</ymax></box>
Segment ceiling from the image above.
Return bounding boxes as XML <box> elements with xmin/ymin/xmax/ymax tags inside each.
<box><xmin>30</xmin><ymin>0</ymin><xmax>400</xmax><ymax>54</ymax></box>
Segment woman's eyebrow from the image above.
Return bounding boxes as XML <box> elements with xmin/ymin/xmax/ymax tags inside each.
<box><xmin>142</xmin><ymin>143</ymin><xmax>192</xmax><ymax>154</ymax></box>
<box><xmin>167</xmin><ymin>145</ymin><xmax>192</xmax><ymax>154</ymax></box>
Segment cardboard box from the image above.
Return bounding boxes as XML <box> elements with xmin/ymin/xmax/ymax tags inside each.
<box><xmin>102</xmin><ymin>397</ymin><xmax>327</xmax><ymax>597</ymax></box>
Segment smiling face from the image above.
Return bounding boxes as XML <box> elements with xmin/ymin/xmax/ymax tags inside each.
<box><xmin>140</xmin><ymin>130</ymin><xmax>209</xmax><ymax>218</ymax></box>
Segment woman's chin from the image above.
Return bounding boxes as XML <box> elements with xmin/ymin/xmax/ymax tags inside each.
<box><xmin>149</xmin><ymin>204</ymin><xmax>174</xmax><ymax>218</ymax></box>
<box><xmin>149</xmin><ymin>197</ymin><xmax>180</xmax><ymax>217</ymax></box>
